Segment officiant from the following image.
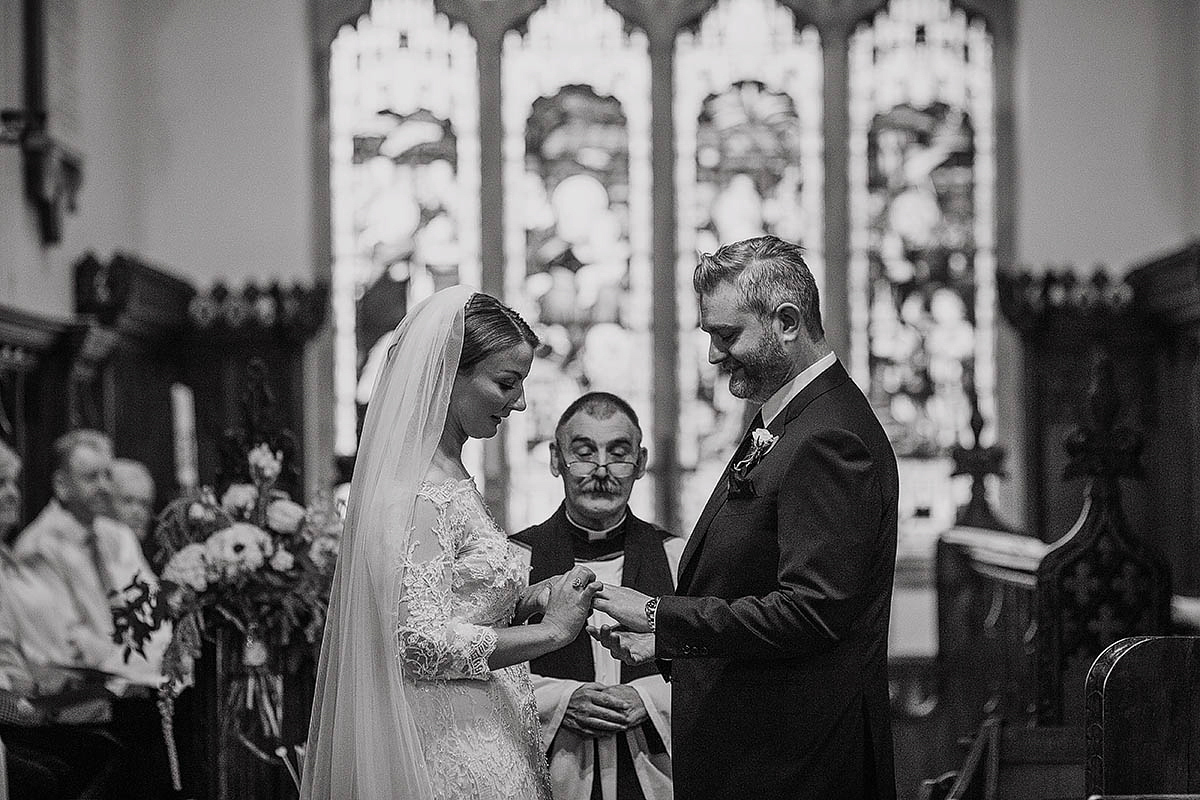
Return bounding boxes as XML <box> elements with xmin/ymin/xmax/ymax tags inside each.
<box><xmin>512</xmin><ymin>392</ymin><xmax>685</xmax><ymax>800</ymax></box>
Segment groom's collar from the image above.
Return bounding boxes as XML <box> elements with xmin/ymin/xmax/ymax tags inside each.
<box><xmin>760</xmin><ymin>351</ymin><xmax>838</xmax><ymax>427</ymax></box>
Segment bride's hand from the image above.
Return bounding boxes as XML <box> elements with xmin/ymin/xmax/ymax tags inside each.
<box><xmin>542</xmin><ymin>565</ymin><xmax>602</xmax><ymax>645</ymax></box>
<box><xmin>513</xmin><ymin>577</ymin><xmax>553</xmax><ymax>624</ymax></box>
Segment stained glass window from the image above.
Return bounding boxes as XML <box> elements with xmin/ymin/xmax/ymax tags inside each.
<box><xmin>675</xmin><ymin>0</ymin><xmax>823</xmax><ymax>532</ymax></box>
<box><xmin>501</xmin><ymin>0</ymin><xmax>653</xmax><ymax>531</ymax></box>
<box><xmin>848</xmin><ymin>0</ymin><xmax>996</xmax><ymax>543</ymax></box>
<box><xmin>323</xmin><ymin>0</ymin><xmax>1004</xmax><ymax>539</ymax></box>
<box><xmin>329</xmin><ymin>0</ymin><xmax>479</xmax><ymax>456</ymax></box>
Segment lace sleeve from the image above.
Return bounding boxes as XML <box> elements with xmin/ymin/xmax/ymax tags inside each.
<box><xmin>396</xmin><ymin>491</ymin><xmax>498</xmax><ymax>680</ymax></box>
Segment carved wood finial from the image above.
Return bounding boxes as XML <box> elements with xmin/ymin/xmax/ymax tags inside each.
<box><xmin>950</xmin><ymin>364</ymin><xmax>1010</xmax><ymax>530</ymax></box>
<box><xmin>216</xmin><ymin>358</ymin><xmax>300</xmax><ymax>499</ymax></box>
<box><xmin>1034</xmin><ymin>355</ymin><xmax>1169</xmax><ymax>726</ymax></box>
<box><xmin>1061</xmin><ymin>356</ymin><xmax>1144</xmax><ymax>493</ymax></box>
<box><xmin>998</xmin><ymin>267</ymin><xmax>1133</xmax><ymax>339</ymax></box>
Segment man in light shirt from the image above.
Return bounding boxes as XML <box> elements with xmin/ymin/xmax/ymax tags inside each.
<box><xmin>14</xmin><ymin>430</ymin><xmax>166</xmax><ymax>683</ymax></box>
<box><xmin>14</xmin><ymin>430</ymin><xmax>176</xmax><ymax>797</ymax></box>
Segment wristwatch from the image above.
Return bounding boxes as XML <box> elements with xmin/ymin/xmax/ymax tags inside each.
<box><xmin>644</xmin><ymin>596</ymin><xmax>660</xmax><ymax>633</ymax></box>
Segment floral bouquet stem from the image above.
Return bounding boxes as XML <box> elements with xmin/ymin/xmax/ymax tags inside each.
<box><xmin>157</xmin><ymin>688</ymin><xmax>183</xmax><ymax>792</ymax></box>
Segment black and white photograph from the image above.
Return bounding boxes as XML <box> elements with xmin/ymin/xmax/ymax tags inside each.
<box><xmin>1</xmin><ymin>0</ymin><xmax>1198</xmax><ymax>798</ymax></box>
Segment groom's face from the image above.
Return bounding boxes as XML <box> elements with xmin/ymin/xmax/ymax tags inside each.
<box><xmin>551</xmin><ymin>410</ymin><xmax>646</xmax><ymax>529</ymax></box>
<box><xmin>700</xmin><ymin>281</ymin><xmax>792</xmax><ymax>402</ymax></box>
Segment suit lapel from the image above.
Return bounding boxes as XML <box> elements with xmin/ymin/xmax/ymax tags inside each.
<box><xmin>676</xmin><ymin>359</ymin><xmax>850</xmax><ymax>591</ymax></box>
<box><xmin>676</xmin><ymin>470</ymin><xmax>730</xmax><ymax>589</ymax></box>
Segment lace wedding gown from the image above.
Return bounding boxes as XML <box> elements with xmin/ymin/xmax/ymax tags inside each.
<box><xmin>398</xmin><ymin>477</ymin><xmax>553</xmax><ymax>800</ymax></box>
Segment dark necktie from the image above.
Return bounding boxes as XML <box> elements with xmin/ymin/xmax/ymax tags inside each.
<box><xmin>728</xmin><ymin>410</ymin><xmax>766</xmax><ymax>472</ymax></box>
<box><xmin>85</xmin><ymin>530</ymin><xmax>116</xmax><ymax>600</ymax></box>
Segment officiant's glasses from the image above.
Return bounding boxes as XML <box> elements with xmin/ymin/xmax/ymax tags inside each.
<box><xmin>563</xmin><ymin>459</ymin><xmax>638</xmax><ymax>478</ymax></box>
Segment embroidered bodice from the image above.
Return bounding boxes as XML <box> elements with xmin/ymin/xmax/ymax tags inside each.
<box><xmin>395</xmin><ymin>476</ymin><xmax>551</xmax><ymax>800</ymax></box>
<box><xmin>398</xmin><ymin>478</ymin><xmax>529</xmax><ymax>679</ymax></box>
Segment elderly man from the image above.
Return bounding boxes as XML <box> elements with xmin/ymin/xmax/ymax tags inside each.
<box><xmin>111</xmin><ymin>458</ymin><xmax>158</xmax><ymax>566</ymax></box>
<box><xmin>0</xmin><ymin>440</ymin><xmax>122</xmax><ymax>797</ymax></box>
<box><xmin>13</xmin><ymin>430</ymin><xmax>175</xmax><ymax>796</ymax></box>
<box><xmin>0</xmin><ymin>440</ymin><xmax>117</xmax><ymax>674</ymax></box>
<box><xmin>594</xmin><ymin>236</ymin><xmax>900</xmax><ymax>800</ymax></box>
<box><xmin>14</xmin><ymin>430</ymin><xmax>162</xmax><ymax>671</ymax></box>
<box><xmin>513</xmin><ymin>392</ymin><xmax>684</xmax><ymax>800</ymax></box>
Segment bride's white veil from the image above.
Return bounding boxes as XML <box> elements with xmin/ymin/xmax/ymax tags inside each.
<box><xmin>301</xmin><ymin>284</ymin><xmax>475</xmax><ymax>799</ymax></box>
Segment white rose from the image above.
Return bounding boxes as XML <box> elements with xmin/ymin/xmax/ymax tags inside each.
<box><xmin>247</xmin><ymin>444</ymin><xmax>283</xmax><ymax>482</ymax></box>
<box><xmin>308</xmin><ymin>535</ymin><xmax>340</xmax><ymax>570</ymax></box>
<box><xmin>220</xmin><ymin>484</ymin><xmax>258</xmax><ymax>516</ymax></box>
<box><xmin>269</xmin><ymin>548</ymin><xmax>295</xmax><ymax>572</ymax></box>
<box><xmin>163</xmin><ymin>543</ymin><xmax>209</xmax><ymax>592</ymax></box>
<box><xmin>265</xmin><ymin>499</ymin><xmax>306</xmax><ymax>534</ymax></box>
<box><xmin>205</xmin><ymin>523</ymin><xmax>271</xmax><ymax>577</ymax></box>
<box><xmin>751</xmin><ymin>428</ymin><xmax>777</xmax><ymax>450</ymax></box>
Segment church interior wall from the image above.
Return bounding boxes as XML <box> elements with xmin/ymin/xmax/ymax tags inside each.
<box><xmin>1014</xmin><ymin>0</ymin><xmax>1200</xmax><ymax>272</ymax></box>
<box><xmin>130</xmin><ymin>0</ymin><xmax>313</xmax><ymax>290</ymax></box>
<box><xmin>1</xmin><ymin>0</ymin><xmax>1197</xmax><ymax>533</ymax></box>
<box><xmin>3</xmin><ymin>0</ymin><xmax>1196</xmax><ymax>297</ymax></box>
<box><xmin>1</xmin><ymin>0</ymin><xmax>142</xmax><ymax>318</ymax></box>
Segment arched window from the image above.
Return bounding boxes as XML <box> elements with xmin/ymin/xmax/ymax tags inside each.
<box><xmin>319</xmin><ymin>0</ymin><xmax>1013</xmax><ymax>536</ymax></box>
<box><xmin>675</xmin><ymin>0</ymin><xmax>823</xmax><ymax>532</ymax></box>
<box><xmin>848</xmin><ymin>0</ymin><xmax>998</xmax><ymax>541</ymax></box>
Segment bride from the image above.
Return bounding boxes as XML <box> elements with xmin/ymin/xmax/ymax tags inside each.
<box><xmin>302</xmin><ymin>286</ymin><xmax>601</xmax><ymax>799</ymax></box>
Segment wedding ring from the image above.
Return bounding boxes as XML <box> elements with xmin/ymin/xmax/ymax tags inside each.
<box><xmin>572</xmin><ymin>578</ymin><xmax>585</xmax><ymax>589</ymax></box>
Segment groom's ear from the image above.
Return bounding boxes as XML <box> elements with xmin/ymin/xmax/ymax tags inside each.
<box><xmin>549</xmin><ymin>441</ymin><xmax>563</xmax><ymax>477</ymax></box>
<box><xmin>634</xmin><ymin>446</ymin><xmax>648</xmax><ymax>480</ymax></box>
<box><xmin>773</xmin><ymin>302</ymin><xmax>804</xmax><ymax>343</ymax></box>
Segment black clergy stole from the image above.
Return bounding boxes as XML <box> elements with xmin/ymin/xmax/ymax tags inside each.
<box><xmin>512</xmin><ymin>505</ymin><xmax>676</xmax><ymax>684</ymax></box>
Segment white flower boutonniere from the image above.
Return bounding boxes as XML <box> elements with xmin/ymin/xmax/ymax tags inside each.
<box><xmin>732</xmin><ymin>428</ymin><xmax>780</xmax><ymax>479</ymax></box>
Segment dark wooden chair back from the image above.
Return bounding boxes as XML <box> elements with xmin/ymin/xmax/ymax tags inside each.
<box><xmin>1086</xmin><ymin>636</ymin><xmax>1200</xmax><ymax>796</ymax></box>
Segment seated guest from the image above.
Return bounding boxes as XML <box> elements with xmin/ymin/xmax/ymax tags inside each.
<box><xmin>0</xmin><ymin>441</ymin><xmax>116</xmax><ymax>676</ymax></box>
<box><xmin>0</xmin><ymin>601</ymin><xmax>123</xmax><ymax>799</ymax></box>
<box><xmin>13</xmin><ymin>430</ymin><xmax>175</xmax><ymax>798</ymax></box>
<box><xmin>0</xmin><ymin>440</ymin><xmax>122</xmax><ymax>798</ymax></box>
<box><xmin>111</xmin><ymin>458</ymin><xmax>158</xmax><ymax>568</ymax></box>
<box><xmin>512</xmin><ymin>392</ymin><xmax>684</xmax><ymax>800</ymax></box>
<box><xmin>13</xmin><ymin>429</ymin><xmax>165</xmax><ymax>682</ymax></box>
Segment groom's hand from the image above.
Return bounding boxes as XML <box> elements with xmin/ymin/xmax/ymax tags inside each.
<box><xmin>588</xmin><ymin>624</ymin><xmax>656</xmax><ymax>666</ymax></box>
<box><xmin>593</xmin><ymin>585</ymin><xmax>652</xmax><ymax>633</ymax></box>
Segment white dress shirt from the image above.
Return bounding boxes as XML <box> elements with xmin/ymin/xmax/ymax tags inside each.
<box><xmin>759</xmin><ymin>351</ymin><xmax>838</xmax><ymax>427</ymax></box>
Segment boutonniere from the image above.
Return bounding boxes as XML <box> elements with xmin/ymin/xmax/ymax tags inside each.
<box><xmin>727</xmin><ymin>428</ymin><xmax>779</xmax><ymax>499</ymax></box>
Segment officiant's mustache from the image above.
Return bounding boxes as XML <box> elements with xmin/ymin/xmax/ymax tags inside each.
<box><xmin>579</xmin><ymin>474</ymin><xmax>622</xmax><ymax>494</ymax></box>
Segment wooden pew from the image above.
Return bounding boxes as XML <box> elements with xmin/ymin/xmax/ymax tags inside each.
<box><xmin>1086</xmin><ymin>636</ymin><xmax>1200</xmax><ymax>796</ymax></box>
<box><xmin>917</xmin><ymin>715</ymin><xmax>1084</xmax><ymax>800</ymax></box>
<box><xmin>935</xmin><ymin>527</ymin><xmax>1047</xmax><ymax>732</ymax></box>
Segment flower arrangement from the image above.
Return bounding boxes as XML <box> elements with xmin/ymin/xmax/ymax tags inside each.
<box><xmin>112</xmin><ymin>443</ymin><xmax>341</xmax><ymax>788</ymax></box>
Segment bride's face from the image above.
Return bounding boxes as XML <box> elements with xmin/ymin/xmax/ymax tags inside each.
<box><xmin>449</xmin><ymin>342</ymin><xmax>535</xmax><ymax>440</ymax></box>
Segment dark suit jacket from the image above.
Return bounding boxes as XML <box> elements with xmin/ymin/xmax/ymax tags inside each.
<box><xmin>657</xmin><ymin>360</ymin><xmax>899</xmax><ymax>800</ymax></box>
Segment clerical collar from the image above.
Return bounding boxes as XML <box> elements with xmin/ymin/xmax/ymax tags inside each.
<box><xmin>564</xmin><ymin>507</ymin><xmax>627</xmax><ymax>542</ymax></box>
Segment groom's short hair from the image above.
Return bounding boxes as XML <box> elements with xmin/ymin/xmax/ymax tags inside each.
<box><xmin>555</xmin><ymin>392</ymin><xmax>642</xmax><ymax>442</ymax></box>
<box><xmin>694</xmin><ymin>235</ymin><xmax>824</xmax><ymax>341</ymax></box>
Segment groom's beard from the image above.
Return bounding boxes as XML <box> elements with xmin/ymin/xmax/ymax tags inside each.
<box><xmin>725</xmin><ymin>332</ymin><xmax>791</xmax><ymax>402</ymax></box>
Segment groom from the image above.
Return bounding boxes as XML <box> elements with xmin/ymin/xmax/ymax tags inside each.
<box><xmin>593</xmin><ymin>235</ymin><xmax>899</xmax><ymax>799</ymax></box>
